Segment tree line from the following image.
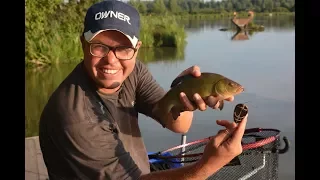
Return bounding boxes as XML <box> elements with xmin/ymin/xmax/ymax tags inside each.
<box><xmin>129</xmin><ymin>0</ymin><xmax>295</xmax><ymax>15</ymax></box>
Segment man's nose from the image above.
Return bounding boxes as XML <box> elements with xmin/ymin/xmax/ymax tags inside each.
<box><xmin>103</xmin><ymin>50</ymin><xmax>119</xmax><ymax>64</ymax></box>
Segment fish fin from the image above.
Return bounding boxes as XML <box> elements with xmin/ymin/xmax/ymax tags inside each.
<box><xmin>225</xmin><ymin>156</ymin><xmax>241</xmax><ymax>166</ymax></box>
<box><xmin>170</xmin><ymin>106</ymin><xmax>182</xmax><ymax>120</ymax></box>
<box><xmin>218</xmin><ymin>100</ymin><xmax>224</xmax><ymax>110</ymax></box>
<box><xmin>170</xmin><ymin>74</ymin><xmax>195</xmax><ymax>88</ymax></box>
<box><xmin>152</xmin><ymin>103</ymin><xmax>167</xmax><ymax>128</ymax></box>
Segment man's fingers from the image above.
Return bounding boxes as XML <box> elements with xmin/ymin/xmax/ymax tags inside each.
<box><xmin>205</xmin><ymin>96</ymin><xmax>234</xmax><ymax>109</ymax></box>
<box><xmin>213</xmin><ymin>102</ymin><xmax>221</xmax><ymax>109</ymax></box>
<box><xmin>230</xmin><ymin>114</ymin><xmax>248</xmax><ymax>144</ymax></box>
<box><xmin>216</xmin><ymin>120</ymin><xmax>237</xmax><ymax>130</ymax></box>
<box><xmin>213</xmin><ymin>120</ymin><xmax>238</xmax><ymax>146</ymax></box>
<box><xmin>212</xmin><ymin>114</ymin><xmax>247</xmax><ymax>151</ymax></box>
<box><xmin>213</xmin><ymin>129</ymin><xmax>231</xmax><ymax>146</ymax></box>
<box><xmin>179</xmin><ymin>65</ymin><xmax>201</xmax><ymax>77</ymax></box>
<box><xmin>180</xmin><ymin>92</ymin><xmax>210</xmax><ymax>111</ymax></box>
<box><xmin>190</xmin><ymin>65</ymin><xmax>201</xmax><ymax>77</ymax></box>
<box><xmin>180</xmin><ymin>92</ymin><xmax>196</xmax><ymax>111</ymax></box>
<box><xmin>205</xmin><ymin>96</ymin><xmax>219</xmax><ymax>109</ymax></box>
<box><xmin>193</xmin><ymin>93</ymin><xmax>207</xmax><ymax>111</ymax></box>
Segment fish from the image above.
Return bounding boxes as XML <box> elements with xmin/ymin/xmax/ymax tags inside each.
<box><xmin>153</xmin><ymin>73</ymin><xmax>244</xmax><ymax>127</ymax></box>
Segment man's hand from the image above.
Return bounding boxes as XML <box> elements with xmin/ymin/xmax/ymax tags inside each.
<box><xmin>176</xmin><ymin>65</ymin><xmax>234</xmax><ymax>112</ymax></box>
<box><xmin>200</xmin><ymin>114</ymin><xmax>248</xmax><ymax>172</ymax></box>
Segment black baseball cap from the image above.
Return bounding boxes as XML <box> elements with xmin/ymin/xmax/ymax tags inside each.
<box><xmin>83</xmin><ymin>0</ymin><xmax>140</xmax><ymax>47</ymax></box>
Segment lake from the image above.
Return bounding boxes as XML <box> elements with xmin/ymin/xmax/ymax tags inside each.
<box><xmin>25</xmin><ymin>15</ymin><xmax>295</xmax><ymax>179</ymax></box>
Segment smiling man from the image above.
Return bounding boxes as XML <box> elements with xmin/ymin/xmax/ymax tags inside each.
<box><xmin>39</xmin><ymin>1</ymin><xmax>247</xmax><ymax>180</ymax></box>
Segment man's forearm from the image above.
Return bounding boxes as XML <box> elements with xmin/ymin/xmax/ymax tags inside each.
<box><xmin>165</xmin><ymin>111</ymin><xmax>193</xmax><ymax>134</ymax></box>
<box><xmin>139</xmin><ymin>159</ymin><xmax>220</xmax><ymax>180</ymax></box>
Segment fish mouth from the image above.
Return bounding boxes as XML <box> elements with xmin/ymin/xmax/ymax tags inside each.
<box><xmin>237</xmin><ymin>86</ymin><xmax>245</xmax><ymax>93</ymax></box>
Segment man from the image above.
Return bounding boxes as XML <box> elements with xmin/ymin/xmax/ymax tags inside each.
<box><xmin>39</xmin><ymin>0</ymin><xmax>248</xmax><ymax>179</ymax></box>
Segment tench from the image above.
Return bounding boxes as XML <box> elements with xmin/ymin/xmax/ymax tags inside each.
<box><xmin>154</xmin><ymin>73</ymin><xmax>244</xmax><ymax>126</ymax></box>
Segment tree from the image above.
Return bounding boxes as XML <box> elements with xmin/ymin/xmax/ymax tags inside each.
<box><xmin>152</xmin><ymin>0</ymin><xmax>167</xmax><ymax>14</ymax></box>
<box><xmin>264</xmin><ymin>0</ymin><xmax>274</xmax><ymax>12</ymax></box>
<box><xmin>169</xmin><ymin>0</ymin><xmax>181</xmax><ymax>14</ymax></box>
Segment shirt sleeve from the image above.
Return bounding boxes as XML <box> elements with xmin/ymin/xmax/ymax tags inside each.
<box><xmin>52</xmin><ymin>121</ymin><xmax>142</xmax><ymax>180</ymax></box>
<box><xmin>134</xmin><ymin>61</ymin><xmax>166</xmax><ymax>125</ymax></box>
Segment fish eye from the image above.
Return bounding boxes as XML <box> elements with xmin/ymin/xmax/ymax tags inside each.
<box><xmin>228</xmin><ymin>82</ymin><xmax>235</xmax><ymax>86</ymax></box>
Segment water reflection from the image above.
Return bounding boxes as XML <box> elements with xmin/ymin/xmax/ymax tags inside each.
<box><xmin>26</xmin><ymin>64</ymin><xmax>77</xmax><ymax>137</ymax></box>
<box><xmin>137</xmin><ymin>47</ymin><xmax>185</xmax><ymax>64</ymax></box>
<box><xmin>25</xmin><ymin>47</ymin><xmax>185</xmax><ymax>137</ymax></box>
<box><xmin>179</xmin><ymin>15</ymin><xmax>295</xmax><ymax>33</ymax></box>
<box><xmin>230</xmin><ymin>29</ymin><xmax>266</xmax><ymax>41</ymax></box>
<box><xmin>231</xmin><ymin>30</ymin><xmax>249</xmax><ymax>41</ymax></box>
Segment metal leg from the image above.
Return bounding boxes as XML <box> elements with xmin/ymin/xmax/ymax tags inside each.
<box><xmin>180</xmin><ymin>134</ymin><xmax>187</xmax><ymax>166</ymax></box>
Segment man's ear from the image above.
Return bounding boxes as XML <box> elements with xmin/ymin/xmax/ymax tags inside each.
<box><xmin>135</xmin><ymin>41</ymin><xmax>142</xmax><ymax>49</ymax></box>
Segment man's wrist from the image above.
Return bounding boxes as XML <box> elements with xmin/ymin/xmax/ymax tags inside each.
<box><xmin>194</xmin><ymin>157</ymin><xmax>225</xmax><ymax>177</ymax></box>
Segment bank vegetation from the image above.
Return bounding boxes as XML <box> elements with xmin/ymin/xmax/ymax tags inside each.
<box><xmin>26</xmin><ymin>0</ymin><xmax>294</xmax><ymax>67</ymax></box>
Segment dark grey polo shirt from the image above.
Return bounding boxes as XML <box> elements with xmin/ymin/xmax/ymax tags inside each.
<box><xmin>39</xmin><ymin>60</ymin><xmax>166</xmax><ymax>180</ymax></box>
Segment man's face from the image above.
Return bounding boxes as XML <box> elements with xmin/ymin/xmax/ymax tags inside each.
<box><xmin>81</xmin><ymin>30</ymin><xmax>141</xmax><ymax>94</ymax></box>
